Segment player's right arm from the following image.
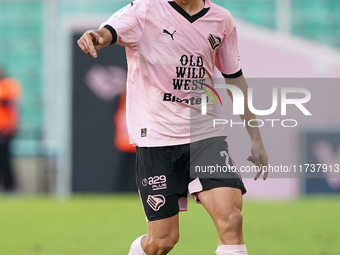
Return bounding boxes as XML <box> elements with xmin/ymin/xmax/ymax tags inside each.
<box><xmin>77</xmin><ymin>27</ymin><xmax>113</xmax><ymax>58</ymax></box>
<box><xmin>79</xmin><ymin>0</ymin><xmax>146</xmax><ymax>58</ymax></box>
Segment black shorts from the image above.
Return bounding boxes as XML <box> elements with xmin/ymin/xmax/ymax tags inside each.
<box><xmin>136</xmin><ymin>136</ymin><xmax>246</xmax><ymax>221</ymax></box>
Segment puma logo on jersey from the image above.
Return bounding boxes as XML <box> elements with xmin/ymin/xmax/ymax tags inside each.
<box><xmin>208</xmin><ymin>34</ymin><xmax>221</xmax><ymax>50</ymax></box>
<box><xmin>163</xmin><ymin>29</ymin><xmax>176</xmax><ymax>40</ymax></box>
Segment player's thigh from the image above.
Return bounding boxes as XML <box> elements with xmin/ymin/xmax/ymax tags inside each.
<box><xmin>189</xmin><ymin>137</ymin><xmax>245</xmax><ymax>220</ymax></box>
<box><xmin>196</xmin><ymin>186</ymin><xmax>244</xmax><ymax>240</ymax></box>
<box><xmin>197</xmin><ymin>187</ymin><xmax>245</xmax><ymax>246</ymax></box>
<box><xmin>142</xmin><ymin>214</ymin><xmax>179</xmax><ymax>254</ymax></box>
<box><xmin>197</xmin><ymin>187</ymin><xmax>243</xmax><ymax>217</ymax></box>
<box><xmin>147</xmin><ymin>214</ymin><xmax>179</xmax><ymax>242</ymax></box>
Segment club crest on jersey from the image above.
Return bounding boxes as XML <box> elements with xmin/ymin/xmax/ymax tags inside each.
<box><xmin>141</xmin><ymin>128</ymin><xmax>147</xmax><ymax>137</ymax></box>
<box><xmin>147</xmin><ymin>195</ymin><xmax>166</xmax><ymax>211</ymax></box>
<box><xmin>208</xmin><ymin>34</ymin><xmax>221</xmax><ymax>50</ymax></box>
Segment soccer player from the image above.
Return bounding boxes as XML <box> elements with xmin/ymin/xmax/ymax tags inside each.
<box><xmin>77</xmin><ymin>0</ymin><xmax>268</xmax><ymax>254</ymax></box>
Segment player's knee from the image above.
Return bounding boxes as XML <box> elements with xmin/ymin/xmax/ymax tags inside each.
<box><xmin>147</xmin><ymin>233</ymin><xmax>179</xmax><ymax>254</ymax></box>
<box><xmin>217</xmin><ymin>209</ymin><xmax>243</xmax><ymax>235</ymax></box>
<box><xmin>157</xmin><ymin>233</ymin><xmax>179</xmax><ymax>252</ymax></box>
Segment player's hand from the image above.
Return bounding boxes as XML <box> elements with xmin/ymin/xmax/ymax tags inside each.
<box><xmin>247</xmin><ymin>138</ymin><xmax>268</xmax><ymax>180</ymax></box>
<box><xmin>77</xmin><ymin>30</ymin><xmax>104</xmax><ymax>58</ymax></box>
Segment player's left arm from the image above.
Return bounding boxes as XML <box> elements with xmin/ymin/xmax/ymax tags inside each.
<box><xmin>225</xmin><ymin>75</ymin><xmax>269</xmax><ymax>180</ymax></box>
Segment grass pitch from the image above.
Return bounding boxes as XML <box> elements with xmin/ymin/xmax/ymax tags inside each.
<box><xmin>0</xmin><ymin>194</ymin><xmax>339</xmax><ymax>255</ymax></box>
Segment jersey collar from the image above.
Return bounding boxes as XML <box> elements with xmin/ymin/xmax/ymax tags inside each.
<box><xmin>168</xmin><ymin>1</ymin><xmax>210</xmax><ymax>23</ymax></box>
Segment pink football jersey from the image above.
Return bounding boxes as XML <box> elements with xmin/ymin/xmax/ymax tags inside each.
<box><xmin>100</xmin><ymin>0</ymin><xmax>242</xmax><ymax>147</ymax></box>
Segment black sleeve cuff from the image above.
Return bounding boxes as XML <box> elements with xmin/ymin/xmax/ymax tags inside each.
<box><xmin>103</xmin><ymin>25</ymin><xmax>118</xmax><ymax>45</ymax></box>
<box><xmin>222</xmin><ymin>69</ymin><xmax>243</xmax><ymax>79</ymax></box>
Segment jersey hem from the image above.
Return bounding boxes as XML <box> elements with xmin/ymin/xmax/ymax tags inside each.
<box><xmin>134</xmin><ymin>132</ymin><xmax>228</xmax><ymax>148</ymax></box>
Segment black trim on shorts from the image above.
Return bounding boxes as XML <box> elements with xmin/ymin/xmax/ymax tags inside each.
<box><xmin>148</xmin><ymin>208</ymin><xmax>179</xmax><ymax>222</ymax></box>
<box><xmin>103</xmin><ymin>25</ymin><xmax>117</xmax><ymax>45</ymax></box>
<box><xmin>199</xmin><ymin>178</ymin><xmax>247</xmax><ymax>195</ymax></box>
<box><xmin>222</xmin><ymin>69</ymin><xmax>243</xmax><ymax>79</ymax></box>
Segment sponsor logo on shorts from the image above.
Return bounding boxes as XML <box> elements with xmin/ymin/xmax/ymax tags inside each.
<box><xmin>142</xmin><ymin>175</ymin><xmax>167</xmax><ymax>191</ymax></box>
<box><xmin>142</xmin><ymin>178</ymin><xmax>148</xmax><ymax>186</ymax></box>
<box><xmin>147</xmin><ymin>195</ymin><xmax>166</xmax><ymax>211</ymax></box>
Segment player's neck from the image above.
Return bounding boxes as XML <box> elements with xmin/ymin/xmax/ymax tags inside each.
<box><xmin>173</xmin><ymin>0</ymin><xmax>205</xmax><ymax>16</ymax></box>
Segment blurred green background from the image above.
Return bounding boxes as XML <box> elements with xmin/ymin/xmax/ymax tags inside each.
<box><xmin>1</xmin><ymin>195</ymin><xmax>340</xmax><ymax>255</ymax></box>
